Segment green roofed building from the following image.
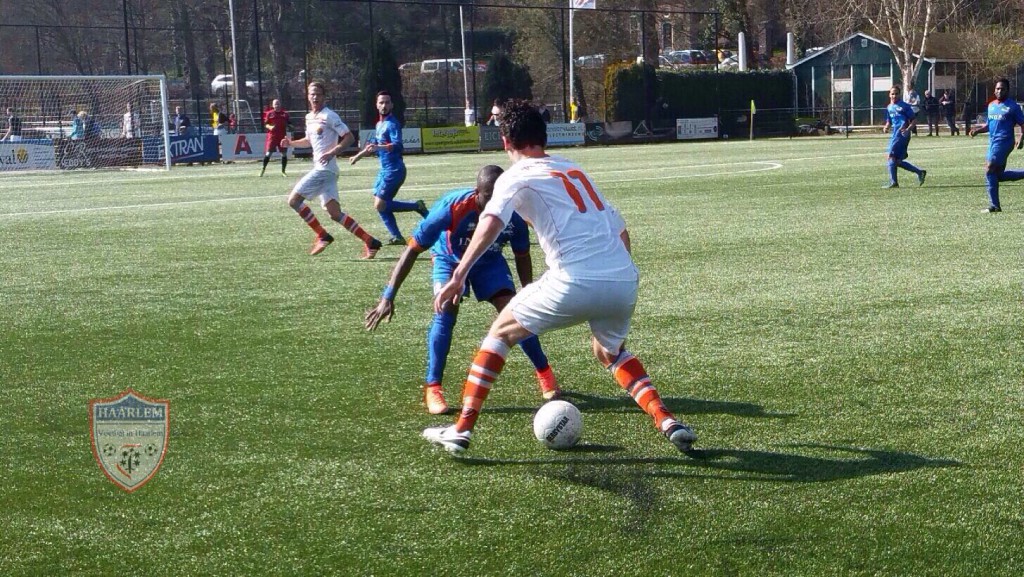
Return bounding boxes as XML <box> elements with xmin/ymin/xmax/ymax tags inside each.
<box><xmin>787</xmin><ymin>32</ymin><xmax>975</xmax><ymax>127</ymax></box>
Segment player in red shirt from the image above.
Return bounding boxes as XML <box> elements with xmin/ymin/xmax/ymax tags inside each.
<box><xmin>261</xmin><ymin>99</ymin><xmax>290</xmax><ymax>176</ymax></box>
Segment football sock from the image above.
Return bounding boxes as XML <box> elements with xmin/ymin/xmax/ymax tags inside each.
<box><xmin>426</xmin><ymin>309</ymin><xmax>458</xmax><ymax>387</ymax></box>
<box><xmin>281</xmin><ymin>156</ymin><xmax>287</xmax><ymax>173</ymax></box>
<box><xmin>1000</xmin><ymin>169</ymin><xmax>1024</xmax><ymax>182</ymax></box>
<box><xmin>331</xmin><ymin>212</ymin><xmax>375</xmax><ymax>243</ymax></box>
<box><xmin>295</xmin><ymin>204</ymin><xmax>327</xmax><ymax>237</ymax></box>
<box><xmin>898</xmin><ymin>160</ymin><xmax>922</xmax><ymax>175</ymax></box>
<box><xmin>455</xmin><ymin>336</ymin><xmax>509</xmax><ymax>433</ymax></box>
<box><xmin>378</xmin><ymin>210</ymin><xmax>403</xmax><ymax>239</ymax></box>
<box><xmin>518</xmin><ymin>335</ymin><xmax>550</xmax><ymax>372</ymax></box>
<box><xmin>262</xmin><ymin>155</ymin><xmax>271</xmax><ymax>171</ymax></box>
<box><xmin>608</xmin><ymin>350</ymin><xmax>673</xmax><ymax>427</ymax></box>
<box><xmin>986</xmin><ymin>172</ymin><xmax>1001</xmax><ymax>208</ymax></box>
<box><xmin>387</xmin><ymin>199</ymin><xmax>419</xmax><ymax>212</ymax></box>
<box><xmin>887</xmin><ymin>159</ymin><xmax>898</xmax><ymax>184</ymax></box>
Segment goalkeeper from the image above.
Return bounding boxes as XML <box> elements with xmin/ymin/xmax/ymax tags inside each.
<box><xmin>261</xmin><ymin>99</ymin><xmax>290</xmax><ymax>177</ymax></box>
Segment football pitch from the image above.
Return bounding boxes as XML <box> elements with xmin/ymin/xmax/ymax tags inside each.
<box><xmin>1</xmin><ymin>135</ymin><xmax>1022</xmax><ymax>576</ymax></box>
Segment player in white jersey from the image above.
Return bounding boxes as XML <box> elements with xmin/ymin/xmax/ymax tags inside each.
<box><xmin>423</xmin><ymin>99</ymin><xmax>697</xmax><ymax>454</ymax></box>
<box><xmin>280</xmin><ymin>81</ymin><xmax>382</xmax><ymax>258</ymax></box>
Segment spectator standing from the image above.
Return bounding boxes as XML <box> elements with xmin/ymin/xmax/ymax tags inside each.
<box><xmin>962</xmin><ymin>99</ymin><xmax>974</xmax><ymax>136</ymax></box>
<box><xmin>538</xmin><ymin>103</ymin><xmax>552</xmax><ymax>123</ymax></box>
<box><xmin>173</xmin><ymin>106</ymin><xmax>192</xmax><ymax>136</ymax></box>
<box><xmin>122</xmin><ymin>102</ymin><xmax>141</xmax><ymax>138</ymax></box>
<box><xmin>905</xmin><ymin>85</ymin><xmax>921</xmax><ymax>135</ymax></box>
<box><xmin>228</xmin><ymin>112</ymin><xmax>238</xmax><ymax>134</ymax></box>
<box><xmin>210</xmin><ymin>103</ymin><xmax>227</xmax><ymax>136</ymax></box>
<box><xmin>940</xmin><ymin>90</ymin><xmax>959</xmax><ymax>136</ymax></box>
<box><xmin>69</xmin><ymin>110</ymin><xmax>85</xmax><ymax>140</ymax></box>
<box><xmin>924</xmin><ymin>90</ymin><xmax>940</xmax><ymax>136</ymax></box>
<box><xmin>486</xmin><ymin>99</ymin><xmax>502</xmax><ymax>126</ymax></box>
<box><xmin>2</xmin><ymin>107</ymin><xmax>23</xmax><ymax>142</ymax></box>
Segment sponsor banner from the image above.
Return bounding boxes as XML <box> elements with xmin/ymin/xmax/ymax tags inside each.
<box><xmin>480</xmin><ymin>125</ymin><xmax>502</xmax><ymax>151</ymax></box>
<box><xmin>142</xmin><ymin>135</ymin><xmax>220</xmax><ymax>164</ymax></box>
<box><xmin>0</xmin><ymin>140</ymin><xmax>56</xmax><ymax>171</ymax></box>
<box><xmin>547</xmin><ymin>123</ymin><xmax>586</xmax><ymax>147</ymax></box>
<box><xmin>220</xmin><ymin>133</ymin><xmax>291</xmax><ymax>161</ymax></box>
<box><xmin>583</xmin><ymin>121</ymin><xmax>634</xmax><ymax>146</ymax></box>
<box><xmin>676</xmin><ymin>117</ymin><xmax>719</xmax><ymax>140</ymax></box>
<box><xmin>90</xmin><ymin>389</ymin><xmax>169</xmax><ymax>493</ymax></box>
<box><xmin>56</xmin><ymin>139</ymin><xmax>143</xmax><ymax>169</ymax></box>
<box><xmin>356</xmin><ymin>128</ymin><xmax>423</xmax><ymax>153</ymax></box>
<box><xmin>421</xmin><ymin>125</ymin><xmax>480</xmax><ymax>153</ymax></box>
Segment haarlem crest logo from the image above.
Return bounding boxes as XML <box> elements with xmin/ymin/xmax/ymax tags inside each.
<box><xmin>90</xmin><ymin>389</ymin><xmax>169</xmax><ymax>492</ymax></box>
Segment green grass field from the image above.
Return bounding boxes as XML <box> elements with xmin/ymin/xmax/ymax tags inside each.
<box><xmin>1</xmin><ymin>134</ymin><xmax>1022</xmax><ymax>576</ymax></box>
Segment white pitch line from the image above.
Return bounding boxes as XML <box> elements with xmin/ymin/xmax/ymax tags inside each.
<box><xmin>0</xmin><ymin>142</ymin><xmax>990</xmax><ymax>218</ymax></box>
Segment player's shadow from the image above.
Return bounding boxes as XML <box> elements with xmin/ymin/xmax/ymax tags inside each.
<box><xmin>458</xmin><ymin>443</ymin><xmax>960</xmax><ymax>484</ymax></box>
<box><xmin>484</xmin><ymin>391</ymin><xmax>792</xmax><ymax>420</ymax></box>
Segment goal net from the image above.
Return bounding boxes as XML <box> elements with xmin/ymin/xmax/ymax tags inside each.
<box><xmin>0</xmin><ymin>75</ymin><xmax>171</xmax><ymax>172</ymax></box>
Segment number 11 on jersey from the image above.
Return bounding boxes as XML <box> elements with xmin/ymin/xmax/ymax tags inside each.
<box><xmin>551</xmin><ymin>169</ymin><xmax>605</xmax><ymax>213</ymax></box>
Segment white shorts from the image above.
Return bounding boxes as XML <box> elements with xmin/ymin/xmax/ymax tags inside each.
<box><xmin>510</xmin><ymin>271</ymin><xmax>638</xmax><ymax>354</ymax></box>
<box><xmin>293</xmin><ymin>169</ymin><xmax>339</xmax><ymax>208</ymax></box>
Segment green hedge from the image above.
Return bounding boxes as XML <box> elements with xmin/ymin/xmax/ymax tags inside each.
<box><xmin>608</xmin><ymin>66</ymin><xmax>796</xmax><ymax>136</ymax></box>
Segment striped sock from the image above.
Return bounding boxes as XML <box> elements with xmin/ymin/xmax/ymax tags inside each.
<box><xmin>295</xmin><ymin>205</ymin><xmax>326</xmax><ymax>237</ymax></box>
<box><xmin>332</xmin><ymin>212</ymin><xmax>374</xmax><ymax>244</ymax></box>
<box><xmin>609</xmin><ymin>350</ymin><xmax>673</xmax><ymax>428</ymax></box>
<box><xmin>455</xmin><ymin>336</ymin><xmax>510</xmax><ymax>433</ymax></box>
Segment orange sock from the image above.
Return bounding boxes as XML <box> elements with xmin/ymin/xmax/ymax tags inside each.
<box><xmin>455</xmin><ymin>337</ymin><xmax>510</xmax><ymax>432</ymax></box>
<box><xmin>609</xmin><ymin>351</ymin><xmax>674</xmax><ymax>427</ymax></box>
<box><xmin>333</xmin><ymin>212</ymin><xmax>374</xmax><ymax>244</ymax></box>
<box><xmin>296</xmin><ymin>205</ymin><xmax>326</xmax><ymax>237</ymax></box>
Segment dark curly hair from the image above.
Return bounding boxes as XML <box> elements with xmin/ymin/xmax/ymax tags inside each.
<box><xmin>498</xmin><ymin>99</ymin><xmax>547</xmax><ymax>149</ymax></box>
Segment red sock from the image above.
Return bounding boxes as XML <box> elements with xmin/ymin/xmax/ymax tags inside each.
<box><xmin>455</xmin><ymin>337</ymin><xmax>509</xmax><ymax>432</ymax></box>
<box><xmin>296</xmin><ymin>205</ymin><xmax>326</xmax><ymax>237</ymax></box>
<box><xmin>333</xmin><ymin>212</ymin><xmax>374</xmax><ymax>244</ymax></box>
<box><xmin>610</xmin><ymin>351</ymin><xmax>674</xmax><ymax>428</ymax></box>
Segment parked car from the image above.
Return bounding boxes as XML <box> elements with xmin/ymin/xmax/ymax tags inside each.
<box><xmin>210</xmin><ymin>74</ymin><xmax>259</xmax><ymax>95</ymax></box>
<box><xmin>720</xmin><ymin>55</ymin><xmax>740</xmax><ymax>70</ymax></box>
<box><xmin>576</xmin><ymin>54</ymin><xmax>607</xmax><ymax>68</ymax></box>
<box><xmin>398</xmin><ymin>62</ymin><xmax>420</xmax><ymax>71</ymax></box>
<box><xmin>420</xmin><ymin>59</ymin><xmax>464</xmax><ymax>73</ymax></box>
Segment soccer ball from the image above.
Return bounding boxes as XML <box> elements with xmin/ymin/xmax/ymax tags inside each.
<box><xmin>533</xmin><ymin>400</ymin><xmax>582</xmax><ymax>449</ymax></box>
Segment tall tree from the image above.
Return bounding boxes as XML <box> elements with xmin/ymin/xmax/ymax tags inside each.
<box><xmin>360</xmin><ymin>32</ymin><xmax>404</xmax><ymax>128</ymax></box>
<box><xmin>834</xmin><ymin>0</ymin><xmax>970</xmax><ymax>88</ymax></box>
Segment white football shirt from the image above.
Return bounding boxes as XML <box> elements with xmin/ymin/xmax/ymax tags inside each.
<box><xmin>484</xmin><ymin>155</ymin><xmax>636</xmax><ymax>281</ymax></box>
<box><xmin>304</xmin><ymin>106</ymin><xmax>350</xmax><ymax>173</ymax></box>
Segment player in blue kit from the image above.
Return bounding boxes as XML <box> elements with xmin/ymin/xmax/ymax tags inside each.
<box><xmin>350</xmin><ymin>90</ymin><xmax>428</xmax><ymax>244</ymax></box>
<box><xmin>364</xmin><ymin>165</ymin><xmax>560</xmax><ymax>415</ymax></box>
<box><xmin>883</xmin><ymin>85</ymin><xmax>927</xmax><ymax>189</ymax></box>
<box><xmin>969</xmin><ymin>78</ymin><xmax>1024</xmax><ymax>213</ymax></box>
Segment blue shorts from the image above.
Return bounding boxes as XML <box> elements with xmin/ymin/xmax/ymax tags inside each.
<box><xmin>432</xmin><ymin>253</ymin><xmax>515</xmax><ymax>303</ymax></box>
<box><xmin>887</xmin><ymin>134</ymin><xmax>910</xmax><ymax>160</ymax></box>
<box><xmin>987</xmin><ymin>146</ymin><xmax>1012</xmax><ymax>165</ymax></box>
<box><xmin>373</xmin><ymin>166</ymin><xmax>407</xmax><ymax>200</ymax></box>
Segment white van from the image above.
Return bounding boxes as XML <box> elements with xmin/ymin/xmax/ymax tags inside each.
<box><xmin>420</xmin><ymin>59</ymin><xmax>464</xmax><ymax>73</ymax></box>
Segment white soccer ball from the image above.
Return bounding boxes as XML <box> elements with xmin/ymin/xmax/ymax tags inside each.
<box><xmin>533</xmin><ymin>400</ymin><xmax>582</xmax><ymax>449</ymax></box>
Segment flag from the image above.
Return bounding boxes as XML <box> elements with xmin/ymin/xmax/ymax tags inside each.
<box><xmin>750</xmin><ymin>100</ymin><xmax>757</xmax><ymax>115</ymax></box>
<box><xmin>572</xmin><ymin>0</ymin><xmax>596</xmax><ymax>8</ymax></box>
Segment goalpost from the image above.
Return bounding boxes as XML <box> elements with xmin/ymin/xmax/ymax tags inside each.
<box><xmin>0</xmin><ymin>75</ymin><xmax>172</xmax><ymax>172</ymax></box>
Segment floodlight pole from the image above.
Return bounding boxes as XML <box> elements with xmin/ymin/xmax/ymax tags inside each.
<box><xmin>228</xmin><ymin>0</ymin><xmax>241</xmax><ymax>123</ymax></box>
<box><xmin>459</xmin><ymin>5</ymin><xmax>470</xmax><ymax>110</ymax></box>
<box><xmin>568</xmin><ymin>8</ymin><xmax>575</xmax><ymax>121</ymax></box>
